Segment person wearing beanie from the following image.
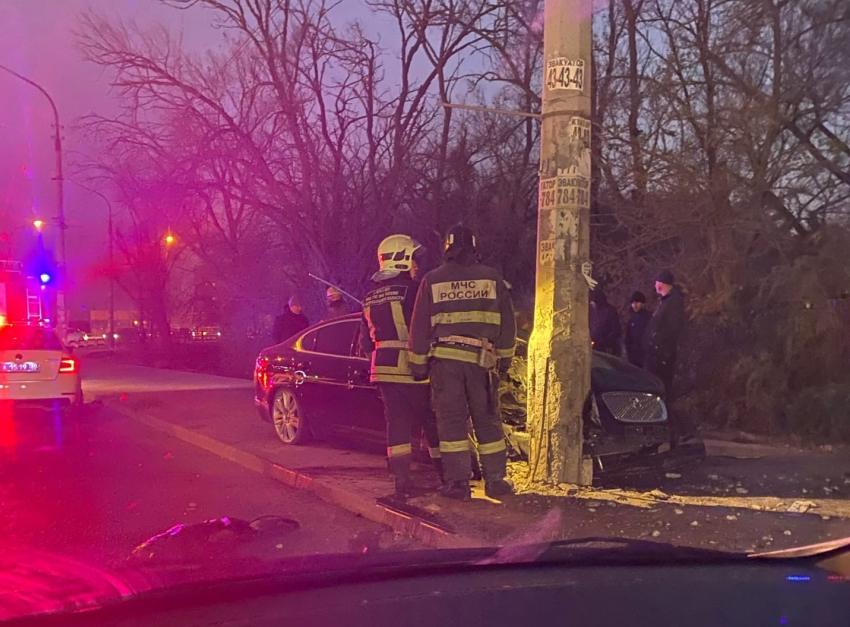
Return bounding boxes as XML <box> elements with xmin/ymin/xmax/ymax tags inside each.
<box><xmin>624</xmin><ymin>290</ymin><xmax>651</xmax><ymax>367</ymax></box>
<box><xmin>588</xmin><ymin>288</ymin><xmax>621</xmax><ymax>356</ymax></box>
<box><xmin>644</xmin><ymin>269</ymin><xmax>686</xmax><ymax>398</ymax></box>
<box><xmin>272</xmin><ymin>295</ymin><xmax>310</xmax><ymax>344</ymax></box>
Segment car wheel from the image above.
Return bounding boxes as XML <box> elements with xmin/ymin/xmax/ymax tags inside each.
<box><xmin>271</xmin><ymin>387</ymin><xmax>310</xmax><ymax>445</ymax></box>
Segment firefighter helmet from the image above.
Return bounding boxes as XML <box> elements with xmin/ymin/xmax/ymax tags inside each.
<box><xmin>371</xmin><ymin>234</ymin><xmax>421</xmax><ymax>282</ymax></box>
<box><xmin>444</xmin><ymin>224</ymin><xmax>477</xmax><ymax>253</ymax></box>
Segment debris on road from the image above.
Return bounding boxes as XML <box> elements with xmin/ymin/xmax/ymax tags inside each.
<box><xmin>509</xmin><ymin>462</ymin><xmax>850</xmax><ymax>519</ymax></box>
<box><xmin>787</xmin><ymin>500</ymin><xmax>816</xmax><ymax>514</ymax></box>
<box><xmin>690</xmin><ymin>521</ymin><xmax>699</xmax><ymax>527</ymax></box>
<box><xmin>665</xmin><ymin>473</ymin><xmax>681</xmax><ymax>479</ymax></box>
<box><xmin>674</xmin><ymin>509</ymin><xmax>684</xmax><ymax>515</ymax></box>
<box><xmin>651</xmin><ymin>530</ymin><xmax>661</xmax><ymax>538</ymax></box>
<box><xmin>130</xmin><ymin>516</ymin><xmax>300</xmax><ymax>563</ymax></box>
<box><xmin>725</xmin><ymin>515</ymin><xmax>737</xmax><ymax>521</ymax></box>
<box><xmin>783</xmin><ymin>530</ymin><xmax>792</xmax><ymax>536</ymax></box>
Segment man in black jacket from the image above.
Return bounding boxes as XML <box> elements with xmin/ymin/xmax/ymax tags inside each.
<box><xmin>624</xmin><ymin>291</ymin><xmax>651</xmax><ymax>367</ymax></box>
<box><xmin>589</xmin><ymin>288</ymin><xmax>621</xmax><ymax>356</ymax></box>
<box><xmin>643</xmin><ymin>270</ymin><xmax>686</xmax><ymax>398</ymax></box>
<box><xmin>273</xmin><ymin>296</ymin><xmax>309</xmax><ymax>344</ymax></box>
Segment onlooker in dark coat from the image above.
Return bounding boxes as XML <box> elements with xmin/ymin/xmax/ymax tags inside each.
<box><xmin>323</xmin><ymin>286</ymin><xmax>350</xmax><ymax>321</ymax></box>
<box><xmin>589</xmin><ymin>288</ymin><xmax>621</xmax><ymax>356</ymax></box>
<box><xmin>624</xmin><ymin>291</ymin><xmax>652</xmax><ymax>367</ymax></box>
<box><xmin>643</xmin><ymin>270</ymin><xmax>687</xmax><ymax>398</ymax></box>
<box><xmin>273</xmin><ymin>296</ymin><xmax>309</xmax><ymax>344</ymax></box>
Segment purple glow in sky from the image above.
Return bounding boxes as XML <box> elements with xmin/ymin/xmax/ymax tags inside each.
<box><xmin>0</xmin><ymin>1</ymin><xmax>421</xmax><ymax>309</ymax></box>
<box><xmin>0</xmin><ymin>1</ymin><xmax>223</xmax><ymax>306</ymax></box>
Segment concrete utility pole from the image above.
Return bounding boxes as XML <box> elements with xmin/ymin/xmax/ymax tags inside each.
<box><xmin>527</xmin><ymin>0</ymin><xmax>594</xmax><ymax>486</ymax></box>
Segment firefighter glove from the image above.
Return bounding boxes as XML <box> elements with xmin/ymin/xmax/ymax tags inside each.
<box><xmin>410</xmin><ymin>363</ymin><xmax>429</xmax><ymax>381</ymax></box>
<box><xmin>498</xmin><ymin>358</ymin><xmax>512</xmax><ymax>376</ymax></box>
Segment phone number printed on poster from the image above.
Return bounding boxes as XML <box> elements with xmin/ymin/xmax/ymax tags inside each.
<box><xmin>546</xmin><ymin>58</ymin><xmax>584</xmax><ymax>92</ymax></box>
<box><xmin>539</xmin><ymin>176</ymin><xmax>590</xmax><ymax>211</ymax></box>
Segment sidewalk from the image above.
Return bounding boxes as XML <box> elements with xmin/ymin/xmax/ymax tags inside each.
<box><xmin>83</xmin><ymin>362</ymin><xmax>850</xmax><ymax>554</ymax></box>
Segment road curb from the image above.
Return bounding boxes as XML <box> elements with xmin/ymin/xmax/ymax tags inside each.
<box><xmin>105</xmin><ymin>399</ymin><xmax>482</xmax><ymax>550</ymax></box>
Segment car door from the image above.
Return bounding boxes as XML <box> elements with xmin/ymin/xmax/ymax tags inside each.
<box><xmin>292</xmin><ymin>319</ymin><xmax>359</xmax><ymax>432</ymax></box>
<box><xmin>345</xmin><ymin>324</ymin><xmax>387</xmax><ymax>439</ymax></box>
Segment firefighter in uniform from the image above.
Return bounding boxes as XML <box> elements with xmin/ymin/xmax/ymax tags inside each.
<box><xmin>408</xmin><ymin>225</ymin><xmax>516</xmax><ymax>501</ymax></box>
<box><xmin>360</xmin><ymin>235</ymin><xmax>442</xmax><ymax>497</ymax></box>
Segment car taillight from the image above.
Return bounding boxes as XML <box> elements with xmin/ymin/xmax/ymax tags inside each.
<box><xmin>256</xmin><ymin>356</ymin><xmax>272</xmax><ymax>388</ymax></box>
<box><xmin>59</xmin><ymin>357</ymin><xmax>78</xmax><ymax>373</ymax></box>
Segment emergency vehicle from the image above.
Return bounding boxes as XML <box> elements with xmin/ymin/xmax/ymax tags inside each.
<box><xmin>0</xmin><ymin>260</ymin><xmax>44</xmax><ymax>326</ymax></box>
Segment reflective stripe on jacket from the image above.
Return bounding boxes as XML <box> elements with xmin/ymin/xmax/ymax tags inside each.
<box><xmin>360</xmin><ymin>275</ymin><xmax>424</xmax><ymax>384</ymax></box>
<box><xmin>409</xmin><ymin>260</ymin><xmax>516</xmax><ymax>366</ymax></box>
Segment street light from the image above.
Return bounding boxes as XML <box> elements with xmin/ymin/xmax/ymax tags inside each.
<box><xmin>0</xmin><ymin>62</ymin><xmax>67</xmax><ymax>339</ymax></box>
<box><xmin>67</xmin><ymin>181</ymin><xmax>115</xmax><ymax>349</ymax></box>
<box><xmin>165</xmin><ymin>233</ymin><xmax>175</xmax><ymax>245</ymax></box>
<box><xmin>33</xmin><ymin>219</ymin><xmax>44</xmax><ymax>231</ymax></box>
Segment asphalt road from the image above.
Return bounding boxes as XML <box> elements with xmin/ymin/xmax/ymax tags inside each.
<box><xmin>7</xmin><ymin>352</ymin><xmax>848</xmax><ymax>570</ymax></box>
<box><xmin>0</xmin><ymin>402</ymin><xmax>414</xmax><ymax>571</ymax></box>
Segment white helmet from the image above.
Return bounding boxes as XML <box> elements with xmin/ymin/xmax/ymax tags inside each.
<box><xmin>371</xmin><ymin>234</ymin><xmax>421</xmax><ymax>282</ymax></box>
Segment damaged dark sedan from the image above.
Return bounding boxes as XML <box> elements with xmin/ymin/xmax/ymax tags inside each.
<box><xmin>254</xmin><ymin>314</ymin><xmax>704</xmax><ymax>475</ymax></box>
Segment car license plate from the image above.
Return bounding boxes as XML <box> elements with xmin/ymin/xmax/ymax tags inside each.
<box><xmin>2</xmin><ymin>361</ymin><xmax>40</xmax><ymax>373</ymax></box>
<box><xmin>625</xmin><ymin>425</ymin><xmax>667</xmax><ymax>440</ymax></box>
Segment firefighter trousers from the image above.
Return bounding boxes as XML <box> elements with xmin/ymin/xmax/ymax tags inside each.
<box><xmin>377</xmin><ymin>383</ymin><xmax>440</xmax><ymax>481</ymax></box>
<box><xmin>430</xmin><ymin>358</ymin><xmax>507</xmax><ymax>485</ymax></box>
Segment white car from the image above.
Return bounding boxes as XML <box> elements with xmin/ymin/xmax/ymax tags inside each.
<box><xmin>0</xmin><ymin>324</ymin><xmax>82</xmax><ymax>411</ymax></box>
<box><xmin>65</xmin><ymin>328</ymin><xmax>85</xmax><ymax>347</ymax></box>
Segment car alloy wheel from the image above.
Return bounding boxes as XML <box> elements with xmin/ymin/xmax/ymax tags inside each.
<box><xmin>272</xmin><ymin>388</ymin><xmax>308</xmax><ymax>445</ymax></box>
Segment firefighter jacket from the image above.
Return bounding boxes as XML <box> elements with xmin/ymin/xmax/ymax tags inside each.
<box><xmin>408</xmin><ymin>260</ymin><xmax>516</xmax><ymax>374</ymax></box>
<box><xmin>359</xmin><ymin>275</ymin><xmax>423</xmax><ymax>384</ymax></box>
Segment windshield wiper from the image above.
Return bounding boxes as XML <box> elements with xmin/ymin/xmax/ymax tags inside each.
<box><xmin>749</xmin><ymin>536</ymin><xmax>850</xmax><ymax>559</ymax></box>
<box><xmin>476</xmin><ymin>536</ymin><xmax>741</xmax><ymax>566</ymax></box>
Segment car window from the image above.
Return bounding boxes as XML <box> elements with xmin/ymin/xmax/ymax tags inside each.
<box><xmin>312</xmin><ymin>320</ymin><xmax>357</xmax><ymax>356</ymax></box>
<box><xmin>0</xmin><ymin>326</ymin><xmax>64</xmax><ymax>351</ymax></box>
<box><xmin>299</xmin><ymin>328</ymin><xmax>318</xmax><ymax>352</ymax></box>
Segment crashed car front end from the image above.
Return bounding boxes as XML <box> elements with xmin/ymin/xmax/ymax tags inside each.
<box><xmin>499</xmin><ymin>341</ymin><xmax>699</xmax><ymax>475</ymax></box>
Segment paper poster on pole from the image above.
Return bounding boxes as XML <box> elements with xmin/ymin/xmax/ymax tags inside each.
<box><xmin>539</xmin><ymin>239</ymin><xmax>556</xmax><ymax>266</ymax></box>
<box><xmin>539</xmin><ymin>176</ymin><xmax>590</xmax><ymax>212</ymax></box>
<box><xmin>545</xmin><ymin>58</ymin><xmax>585</xmax><ymax>92</ymax></box>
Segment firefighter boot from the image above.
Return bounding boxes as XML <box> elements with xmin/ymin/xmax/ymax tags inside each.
<box><xmin>389</xmin><ymin>457</ymin><xmax>414</xmax><ymax>499</ymax></box>
<box><xmin>432</xmin><ymin>458</ymin><xmax>445</xmax><ymax>484</ymax></box>
<box><xmin>439</xmin><ymin>480</ymin><xmax>472</xmax><ymax>502</ymax></box>
<box><xmin>484</xmin><ymin>478</ymin><xmax>514</xmax><ymax>499</ymax></box>
<box><xmin>394</xmin><ymin>477</ymin><xmax>415</xmax><ymax>498</ymax></box>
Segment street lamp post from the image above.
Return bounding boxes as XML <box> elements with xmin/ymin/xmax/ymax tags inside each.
<box><xmin>70</xmin><ymin>182</ymin><xmax>115</xmax><ymax>348</ymax></box>
<box><xmin>0</xmin><ymin>63</ymin><xmax>67</xmax><ymax>339</ymax></box>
